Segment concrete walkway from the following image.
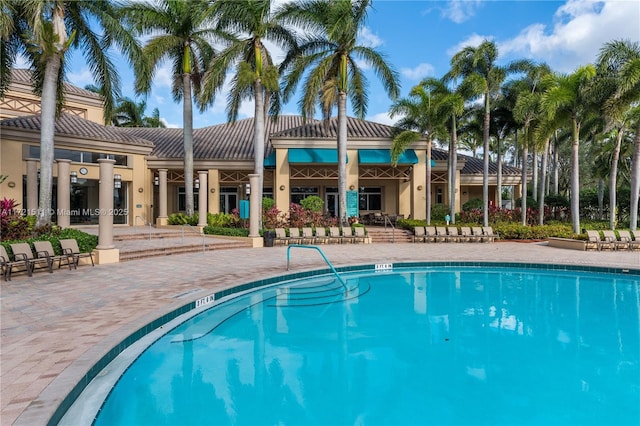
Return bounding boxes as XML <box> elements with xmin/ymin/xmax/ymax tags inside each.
<box><xmin>1</xmin><ymin>241</ymin><xmax>639</xmax><ymax>425</ymax></box>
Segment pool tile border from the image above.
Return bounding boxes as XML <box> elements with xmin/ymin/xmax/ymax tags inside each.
<box><xmin>50</xmin><ymin>261</ymin><xmax>639</xmax><ymax>425</ymax></box>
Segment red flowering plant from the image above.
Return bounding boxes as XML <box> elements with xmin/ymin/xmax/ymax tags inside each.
<box><xmin>0</xmin><ymin>198</ymin><xmax>31</xmax><ymax>241</ymax></box>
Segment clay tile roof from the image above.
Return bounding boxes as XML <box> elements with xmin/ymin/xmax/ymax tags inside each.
<box><xmin>0</xmin><ymin>113</ymin><xmax>154</xmax><ymax>147</ymax></box>
<box><xmin>121</xmin><ymin>115</ymin><xmax>315</xmax><ymax>159</ymax></box>
<box><xmin>430</xmin><ymin>147</ymin><xmax>521</xmax><ymax>175</ymax></box>
<box><xmin>270</xmin><ymin>116</ymin><xmax>395</xmax><ymax>139</ymax></box>
<box><xmin>10</xmin><ymin>69</ymin><xmax>103</xmax><ymax>100</ymax></box>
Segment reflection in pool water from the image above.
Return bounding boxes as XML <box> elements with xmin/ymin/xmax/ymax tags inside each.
<box><xmin>94</xmin><ymin>267</ymin><xmax>639</xmax><ymax>425</ymax></box>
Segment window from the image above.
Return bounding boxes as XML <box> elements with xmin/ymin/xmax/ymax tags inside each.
<box><xmin>291</xmin><ymin>187</ymin><xmax>318</xmax><ymax>205</ymax></box>
<box><xmin>436</xmin><ymin>187</ymin><xmax>443</xmax><ymax>204</ymax></box>
<box><xmin>178</xmin><ymin>186</ymin><xmax>199</xmax><ymax>212</ymax></box>
<box><xmin>28</xmin><ymin>146</ymin><xmax>128</xmax><ymax>166</ymax></box>
<box><xmin>219</xmin><ymin>187</ymin><xmax>238</xmax><ymax>214</ymax></box>
<box><xmin>359</xmin><ymin>187</ymin><xmax>382</xmax><ymax>211</ymax></box>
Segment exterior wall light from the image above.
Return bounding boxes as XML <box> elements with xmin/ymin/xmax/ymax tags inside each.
<box><xmin>349</xmin><ymin>185</ymin><xmax>355</xmax><ymax>190</ymax></box>
<box><xmin>245</xmin><ymin>183</ymin><xmax>250</xmax><ymax>195</ymax></box>
<box><xmin>114</xmin><ymin>174</ymin><xmax>122</xmax><ymax>189</ymax></box>
<box><xmin>70</xmin><ymin>171</ymin><xmax>78</xmax><ymax>184</ymax></box>
<box><xmin>195</xmin><ymin>178</ymin><xmax>200</xmax><ymax>189</ymax></box>
<box><xmin>154</xmin><ymin>176</ymin><xmax>159</xmax><ymax>186</ymax></box>
<box><xmin>417</xmin><ymin>185</ymin><xmax>423</xmax><ymax>191</ymax></box>
<box><xmin>279</xmin><ymin>185</ymin><xmax>286</xmax><ymax>191</ymax></box>
<box><xmin>138</xmin><ymin>187</ymin><xmax>144</xmax><ymax>193</ymax></box>
<box><xmin>210</xmin><ymin>188</ymin><xmax>216</xmax><ymax>193</ymax></box>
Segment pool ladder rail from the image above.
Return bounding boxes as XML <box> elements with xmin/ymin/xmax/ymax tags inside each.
<box><xmin>286</xmin><ymin>244</ymin><xmax>348</xmax><ymax>292</ymax></box>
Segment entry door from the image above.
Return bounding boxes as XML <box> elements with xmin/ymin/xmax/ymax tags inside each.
<box><xmin>220</xmin><ymin>192</ymin><xmax>238</xmax><ymax>214</ymax></box>
<box><xmin>325</xmin><ymin>192</ymin><xmax>339</xmax><ymax>217</ymax></box>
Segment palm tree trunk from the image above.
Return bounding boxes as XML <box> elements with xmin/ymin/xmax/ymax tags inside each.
<box><xmin>609</xmin><ymin>128</ymin><xmax>623</xmax><ymax>229</ymax></box>
<box><xmin>337</xmin><ymin>91</ymin><xmax>348</xmax><ymax>226</ymax></box>
<box><xmin>36</xmin><ymin>53</ymin><xmax>63</xmax><ymax>228</ymax></box>
<box><xmin>497</xmin><ymin>135</ymin><xmax>502</xmax><ymax>209</ymax></box>
<box><xmin>426</xmin><ymin>138</ymin><xmax>432</xmax><ymax>225</ymax></box>
<box><xmin>552</xmin><ymin>131</ymin><xmax>559</xmax><ymax>195</ymax></box>
<box><xmin>254</xmin><ymin>79</ymin><xmax>265</xmax><ymax>218</ymax></box>
<box><xmin>630</xmin><ymin>124</ymin><xmax>640</xmax><ymax>231</ymax></box>
<box><xmin>482</xmin><ymin>96</ymin><xmax>490</xmax><ymax>227</ymax></box>
<box><xmin>532</xmin><ymin>144</ymin><xmax>538</xmax><ymax>202</ymax></box>
<box><xmin>450</xmin><ymin>117</ymin><xmax>458</xmax><ymax>224</ymax></box>
<box><xmin>182</xmin><ymin>73</ymin><xmax>194</xmax><ymax>216</ymax></box>
<box><xmin>570</xmin><ymin>118</ymin><xmax>580</xmax><ymax>234</ymax></box>
<box><xmin>538</xmin><ymin>138</ymin><xmax>549</xmax><ymax>225</ymax></box>
<box><xmin>521</xmin><ymin>129</ymin><xmax>529</xmax><ymax>226</ymax></box>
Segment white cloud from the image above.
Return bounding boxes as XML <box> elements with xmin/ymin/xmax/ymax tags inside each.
<box><xmin>367</xmin><ymin>111</ymin><xmax>395</xmax><ymax>126</ymax></box>
<box><xmin>499</xmin><ymin>0</ymin><xmax>640</xmax><ymax>73</ymax></box>
<box><xmin>358</xmin><ymin>27</ymin><xmax>383</xmax><ymax>48</ymax></box>
<box><xmin>446</xmin><ymin>34</ymin><xmax>493</xmax><ymax>57</ymax></box>
<box><xmin>67</xmin><ymin>68</ymin><xmax>94</xmax><ymax>88</ymax></box>
<box><xmin>161</xmin><ymin>118</ymin><xmax>180</xmax><ymax>129</ymax></box>
<box><xmin>153</xmin><ymin>61</ymin><xmax>173</xmax><ymax>89</ymax></box>
<box><xmin>401</xmin><ymin>63</ymin><xmax>435</xmax><ymax>81</ymax></box>
<box><xmin>442</xmin><ymin>0</ymin><xmax>483</xmax><ymax>24</ymax></box>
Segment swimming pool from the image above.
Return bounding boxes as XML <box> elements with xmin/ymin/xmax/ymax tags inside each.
<box><xmin>65</xmin><ymin>264</ymin><xmax>639</xmax><ymax>425</ymax></box>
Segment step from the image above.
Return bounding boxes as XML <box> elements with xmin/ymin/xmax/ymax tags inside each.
<box><xmin>118</xmin><ymin>240</ymin><xmax>252</xmax><ymax>262</ymax></box>
<box><xmin>366</xmin><ymin>227</ymin><xmax>413</xmax><ymax>243</ymax></box>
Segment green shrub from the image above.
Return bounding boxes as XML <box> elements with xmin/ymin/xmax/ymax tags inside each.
<box><xmin>262</xmin><ymin>197</ymin><xmax>275</xmax><ymax>212</ymax></box>
<box><xmin>397</xmin><ymin>218</ymin><xmax>426</xmax><ymax>230</ymax></box>
<box><xmin>207</xmin><ymin>212</ymin><xmax>238</xmax><ymax>228</ymax></box>
<box><xmin>1</xmin><ymin>228</ymin><xmax>98</xmax><ymax>256</ymax></box>
<box><xmin>492</xmin><ymin>223</ymin><xmax>577</xmax><ymax>240</ymax></box>
<box><xmin>167</xmin><ymin>213</ymin><xmax>197</xmax><ymax>225</ymax></box>
<box><xmin>462</xmin><ymin>198</ymin><xmax>482</xmax><ymax>211</ymax></box>
<box><xmin>430</xmin><ymin>204</ymin><xmax>449</xmax><ymax>221</ymax></box>
<box><xmin>300</xmin><ymin>195</ymin><xmax>324</xmax><ymax>212</ymax></box>
<box><xmin>203</xmin><ymin>226</ymin><xmax>249</xmax><ymax>237</ymax></box>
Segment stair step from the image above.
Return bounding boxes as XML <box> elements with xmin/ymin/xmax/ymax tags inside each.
<box><xmin>118</xmin><ymin>241</ymin><xmax>252</xmax><ymax>261</ymax></box>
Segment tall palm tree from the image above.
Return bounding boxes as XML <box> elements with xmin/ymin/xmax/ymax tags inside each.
<box><xmin>3</xmin><ymin>0</ymin><xmax>139</xmax><ymax>227</ymax></box>
<box><xmin>388</xmin><ymin>78</ymin><xmax>448</xmax><ymax>225</ymax></box>
<box><xmin>121</xmin><ymin>0</ymin><xmax>221</xmax><ymax>215</ymax></box>
<box><xmin>597</xmin><ymin>40</ymin><xmax>640</xmax><ymax>230</ymax></box>
<box><xmin>540</xmin><ymin>65</ymin><xmax>597</xmax><ymax>233</ymax></box>
<box><xmin>114</xmin><ymin>97</ymin><xmax>166</xmax><ymax>128</ymax></box>
<box><xmin>278</xmin><ymin>0</ymin><xmax>400</xmax><ymax>225</ymax></box>
<box><xmin>200</xmin><ymin>0</ymin><xmax>297</xmax><ymax>216</ymax></box>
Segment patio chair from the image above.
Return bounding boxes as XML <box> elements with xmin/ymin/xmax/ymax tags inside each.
<box><xmin>0</xmin><ymin>245</ymin><xmax>29</xmax><ymax>281</ymax></box>
<box><xmin>482</xmin><ymin>226</ymin><xmax>498</xmax><ymax>243</ymax></box>
<box><xmin>353</xmin><ymin>227</ymin><xmax>367</xmax><ymax>243</ymax></box>
<box><xmin>274</xmin><ymin>228</ymin><xmax>290</xmax><ymax>246</ymax></box>
<box><xmin>628</xmin><ymin>231</ymin><xmax>640</xmax><ymax>251</ymax></box>
<box><xmin>301</xmin><ymin>227</ymin><xmax>316</xmax><ymax>244</ymax></box>
<box><xmin>34</xmin><ymin>241</ymin><xmax>75</xmax><ymax>270</ymax></box>
<box><xmin>585</xmin><ymin>230</ymin><xmax>612</xmax><ymax>251</ymax></box>
<box><xmin>328</xmin><ymin>227</ymin><xmax>343</xmax><ymax>244</ymax></box>
<box><xmin>341</xmin><ymin>227</ymin><xmax>357</xmax><ymax>243</ymax></box>
<box><xmin>424</xmin><ymin>226</ymin><xmax>437</xmax><ymax>243</ymax></box>
<box><xmin>435</xmin><ymin>226</ymin><xmax>449</xmax><ymax>243</ymax></box>
<box><xmin>10</xmin><ymin>242</ymin><xmax>53</xmax><ymax>276</ymax></box>
<box><xmin>288</xmin><ymin>228</ymin><xmax>304</xmax><ymax>244</ymax></box>
<box><xmin>472</xmin><ymin>227</ymin><xmax>486</xmax><ymax>243</ymax></box>
<box><xmin>314</xmin><ymin>227</ymin><xmax>330</xmax><ymax>244</ymax></box>
<box><xmin>413</xmin><ymin>226</ymin><xmax>426</xmax><ymax>243</ymax></box>
<box><xmin>459</xmin><ymin>226</ymin><xmax>479</xmax><ymax>243</ymax></box>
<box><xmin>60</xmin><ymin>238</ymin><xmax>95</xmax><ymax>267</ymax></box>
<box><xmin>602</xmin><ymin>230</ymin><xmax>628</xmax><ymax>251</ymax></box>
<box><xmin>447</xmin><ymin>227</ymin><xmax>462</xmax><ymax>243</ymax></box>
<box><xmin>618</xmin><ymin>230</ymin><xmax>639</xmax><ymax>251</ymax></box>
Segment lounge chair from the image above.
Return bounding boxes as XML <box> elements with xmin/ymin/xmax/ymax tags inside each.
<box><xmin>0</xmin><ymin>245</ymin><xmax>29</xmax><ymax>281</ymax></box>
<box><xmin>618</xmin><ymin>230</ymin><xmax>640</xmax><ymax>251</ymax></box>
<box><xmin>353</xmin><ymin>227</ymin><xmax>367</xmax><ymax>243</ymax></box>
<box><xmin>424</xmin><ymin>226</ymin><xmax>437</xmax><ymax>243</ymax></box>
<box><xmin>413</xmin><ymin>226</ymin><xmax>426</xmax><ymax>243</ymax></box>
<box><xmin>472</xmin><ymin>227</ymin><xmax>486</xmax><ymax>243</ymax></box>
<box><xmin>34</xmin><ymin>241</ymin><xmax>75</xmax><ymax>270</ymax></box>
<box><xmin>585</xmin><ymin>230</ymin><xmax>612</xmax><ymax>251</ymax></box>
<box><xmin>602</xmin><ymin>230</ymin><xmax>627</xmax><ymax>251</ymax></box>
<box><xmin>9</xmin><ymin>242</ymin><xmax>53</xmax><ymax>276</ymax></box>
<box><xmin>629</xmin><ymin>231</ymin><xmax>640</xmax><ymax>251</ymax></box>
<box><xmin>435</xmin><ymin>226</ymin><xmax>448</xmax><ymax>243</ymax></box>
<box><xmin>341</xmin><ymin>227</ymin><xmax>357</xmax><ymax>243</ymax></box>
<box><xmin>328</xmin><ymin>227</ymin><xmax>343</xmax><ymax>244</ymax></box>
<box><xmin>314</xmin><ymin>227</ymin><xmax>330</xmax><ymax>244</ymax></box>
<box><xmin>288</xmin><ymin>228</ymin><xmax>304</xmax><ymax>244</ymax></box>
<box><xmin>482</xmin><ymin>226</ymin><xmax>498</xmax><ymax>243</ymax></box>
<box><xmin>274</xmin><ymin>228</ymin><xmax>290</xmax><ymax>246</ymax></box>
<box><xmin>459</xmin><ymin>226</ymin><xmax>479</xmax><ymax>243</ymax></box>
<box><xmin>301</xmin><ymin>227</ymin><xmax>316</xmax><ymax>244</ymax></box>
<box><xmin>60</xmin><ymin>238</ymin><xmax>95</xmax><ymax>267</ymax></box>
<box><xmin>447</xmin><ymin>227</ymin><xmax>462</xmax><ymax>243</ymax></box>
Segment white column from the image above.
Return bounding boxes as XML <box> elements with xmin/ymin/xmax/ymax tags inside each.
<box><xmin>97</xmin><ymin>159</ymin><xmax>115</xmax><ymax>249</ymax></box>
<box><xmin>26</xmin><ymin>159</ymin><xmax>38</xmax><ymax>214</ymax></box>
<box><xmin>197</xmin><ymin>170</ymin><xmax>208</xmax><ymax>227</ymax></box>
<box><xmin>56</xmin><ymin>159</ymin><xmax>71</xmax><ymax>228</ymax></box>
<box><xmin>158</xmin><ymin>169</ymin><xmax>168</xmax><ymax>219</ymax></box>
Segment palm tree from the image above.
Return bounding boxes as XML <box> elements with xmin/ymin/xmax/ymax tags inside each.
<box><xmin>113</xmin><ymin>97</ymin><xmax>166</xmax><ymax>128</ymax></box>
<box><xmin>388</xmin><ymin>78</ymin><xmax>448</xmax><ymax>225</ymax></box>
<box><xmin>597</xmin><ymin>40</ymin><xmax>640</xmax><ymax>230</ymax></box>
<box><xmin>3</xmin><ymin>0</ymin><xmax>140</xmax><ymax>227</ymax></box>
<box><xmin>200</xmin><ymin>0</ymin><xmax>297</xmax><ymax>217</ymax></box>
<box><xmin>540</xmin><ymin>65</ymin><xmax>597</xmax><ymax>233</ymax></box>
<box><xmin>278</xmin><ymin>0</ymin><xmax>400</xmax><ymax>225</ymax></box>
<box><xmin>121</xmin><ymin>0</ymin><xmax>221</xmax><ymax>215</ymax></box>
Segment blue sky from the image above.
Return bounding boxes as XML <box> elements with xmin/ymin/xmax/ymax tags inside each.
<box><xmin>56</xmin><ymin>0</ymin><xmax>640</xmax><ymax>129</ymax></box>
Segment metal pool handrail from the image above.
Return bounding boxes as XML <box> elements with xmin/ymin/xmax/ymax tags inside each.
<box><xmin>286</xmin><ymin>244</ymin><xmax>348</xmax><ymax>292</ymax></box>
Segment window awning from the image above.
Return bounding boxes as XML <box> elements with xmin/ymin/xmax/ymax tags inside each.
<box><xmin>264</xmin><ymin>151</ymin><xmax>276</xmax><ymax>168</ymax></box>
<box><xmin>288</xmin><ymin>148</ymin><xmax>346</xmax><ymax>163</ymax></box>
<box><xmin>358</xmin><ymin>149</ymin><xmax>419</xmax><ymax>165</ymax></box>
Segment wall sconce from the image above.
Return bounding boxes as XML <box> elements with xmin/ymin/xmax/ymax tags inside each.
<box><xmin>7</xmin><ymin>181</ymin><xmax>16</xmax><ymax>188</ymax></box>
<box><xmin>279</xmin><ymin>185</ymin><xmax>286</xmax><ymax>191</ymax></box>
<box><xmin>349</xmin><ymin>185</ymin><xmax>355</xmax><ymax>190</ymax></box>
<box><xmin>154</xmin><ymin>176</ymin><xmax>159</xmax><ymax>186</ymax></box>
<box><xmin>70</xmin><ymin>171</ymin><xmax>78</xmax><ymax>184</ymax></box>
<box><xmin>114</xmin><ymin>174</ymin><xmax>122</xmax><ymax>189</ymax></box>
<box><xmin>37</xmin><ymin>169</ymin><xmax>40</xmax><ymax>180</ymax></box>
<box><xmin>195</xmin><ymin>178</ymin><xmax>200</xmax><ymax>189</ymax></box>
<box><xmin>138</xmin><ymin>187</ymin><xmax>144</xmax><ymax>193</ymax></box>
<box><xmin>245</xmin><ymin>183</ymin><xmax>250</xmax><ymax>195</ymax></box>
<box><xmin>417</xmin><ymin>185</ymin><xmax>423</xmax><ymax>191</ymax></box>
<box><xmin>210</xmin><ymin>188</ymin><xmax>216</xmax><ymax>194</ymax></box>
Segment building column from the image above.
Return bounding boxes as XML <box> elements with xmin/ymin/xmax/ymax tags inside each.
<box><xmin>26</xmin><ymin>159</ymin><xmax>38</xmax><ymax>214</ymax></box>
<box><xmin>197</xmin><ymin>170</ymin><xmax>208</xmax><ymax>227</ymax></box>
<box><xmin>248</xmin><ymin>173</ymin><xmax>263</xmax><ymax>247</ymax></box>
<box><xmin>56</xmin><ymin>159</ymin><xmax>71</xmax><ymax>228</ymax></box>
<box><xmin>157</xmin><ymin>169</ymin><xmax>168</xmax><ymax>226</ymax></box>
<box><xmin>94</xmin><ymin>159</ymin><xmax>119</xmax><ymax>264</ymax></box>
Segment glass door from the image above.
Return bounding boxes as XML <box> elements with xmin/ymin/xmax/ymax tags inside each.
<box><xmin>325</xmin><ymin>189</ymin><xmax>339</xmax><ymax>217</ymax></box>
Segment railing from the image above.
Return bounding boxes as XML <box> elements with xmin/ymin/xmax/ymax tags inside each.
<box><xmin>286</xmin><ymin>244</ymin><xmax>348</xmax><ymax>292</ymax></box>
<box><xmin>134</xmin><ymin>215</ymin><xmax>153</xmax><ymax>240</ymax></box>
<box><xmin>181</xmin><ymin>224</ymin><xmax>206</xmax><ymax>253</ymax></box>
<box><xmin>383</xmin><ymin>215</ymin><xmax>396</xmax><ymax>243</ymax></box>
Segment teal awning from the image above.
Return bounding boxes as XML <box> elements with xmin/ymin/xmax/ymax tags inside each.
<box><xmin>288</xmin><ymin>148</ymin><xmax>345</xmax><ymax>163</ymax></box>
<box><xmin>358</xmin><ymin>149</ymin><xmax>419</xmax><ymax>165</ymax></box>
<box><xmin>264</xmin><ymin>151</ymin><xmax>276</xmax><ymax>167</ymax></box>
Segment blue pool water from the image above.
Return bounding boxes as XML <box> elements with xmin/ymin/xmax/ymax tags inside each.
<box><xmin>94</xmin><ymin>266</ymin><xmax>639</xmax><ymax>425</ymax></box>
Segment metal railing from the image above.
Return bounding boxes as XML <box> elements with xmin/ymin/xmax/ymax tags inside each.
<box><xmin>181</xmin><ymin>224</ymin><xmax>207</xmax><ymax>253</ymax></box>
<box><xmin>286</xmin><ymin>244</ymin><xmax>348</xmax><ymax>292</ymax></box>
<box><xmin>134</xmin><ymin>215</ymin><xmax>153</xmax><ymax>240</ymax></box>
<box><xmin>383</xmin><ymin>215</ymin><xmax>396</xmax><ymax>243</ymax></box>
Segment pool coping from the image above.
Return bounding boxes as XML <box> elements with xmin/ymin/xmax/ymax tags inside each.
<box><xmin>49</xmin><ymin>261</ymin><xmax>640</xmax><ymax>425</ymax></box>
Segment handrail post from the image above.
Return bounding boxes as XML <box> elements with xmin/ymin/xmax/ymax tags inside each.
<box><xmin>286</xmin><ymin>244</ymin><xmax>348</xmax><ymax>292</ymax></box>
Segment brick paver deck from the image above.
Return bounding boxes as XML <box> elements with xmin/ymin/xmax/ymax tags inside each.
<box><xmin>2</xmin><ymin>241</ymin><xmax>638</xmax><ymax>425</ymax></box>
